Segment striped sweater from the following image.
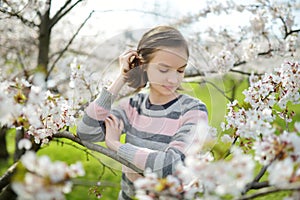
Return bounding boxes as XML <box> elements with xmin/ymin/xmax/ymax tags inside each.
<box><xmin>77</xmin><ymin>88</ymin><xmax>208</xmax><ymax>200</ymax></box>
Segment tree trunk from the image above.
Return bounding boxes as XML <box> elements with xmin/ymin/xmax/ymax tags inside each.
<box><xmin>0</xmin><ymin>126</ymin><xmax>9</xmax><ymax>161</ymax></box>
<box><xmin>37</xmin><ymin>4</ymin><xmax>51</xmax><ymax>76</ymax></box>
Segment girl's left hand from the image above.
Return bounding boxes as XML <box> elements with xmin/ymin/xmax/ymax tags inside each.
<box><xmin>105</xmin><ymin>114</ymin><xmax>124</xmax><ymax>151</ymax></box>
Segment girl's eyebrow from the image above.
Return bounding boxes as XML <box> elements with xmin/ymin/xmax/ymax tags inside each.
<box><xmin>158</xmin><ymin>63</ymin><xmax>187</xmax><ymax>69</ymax></box>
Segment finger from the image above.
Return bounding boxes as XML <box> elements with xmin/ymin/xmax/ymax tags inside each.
<box><xmin>104</xmin><ymin>117</ymin><xmax>112</xmax><ymax>126</ymax></box>
<box><xmin>109</xmin><ymin>115</ymin><xmax>123</xmax><ymax>130</ymax></box>
<box><xmin>119</xmin><ymin>120</ymin><xmax>124</xmax><ymax>130</ymax></box>
<box><xmin>106</xmin><ymin>114</ymin><xmax>121</xmax><ymax>127</ymax></box>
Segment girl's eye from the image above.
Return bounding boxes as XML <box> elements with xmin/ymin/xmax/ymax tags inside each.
<box><xmin>177</xmin><ymin>70</ymin><xmax>185</xmax><ymax>73</ymax></box>
<box><xmin>159</xmin><ymin>69</ymin><xmax>169</xmax><ymax>73</ymax></box>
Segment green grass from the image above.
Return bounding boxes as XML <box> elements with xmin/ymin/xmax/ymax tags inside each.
<box><xmin>38</xmin><ymin>140</ymin><xmax>122</xmax><ymax>200</ymax></box>
<box><xmin>1</xmin><ymin>74</ymin><xmax>300</xmax><ymax>200</ymax></box>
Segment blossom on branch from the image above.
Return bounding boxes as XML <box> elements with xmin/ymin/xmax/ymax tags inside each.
<box><xmin>11</xmin><ymin>151</ymin><xmax>85</xmax><ymax>200</ymax></box>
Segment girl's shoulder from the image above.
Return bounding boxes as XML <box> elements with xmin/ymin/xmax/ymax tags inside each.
<box><xmin>126</xmin><ymin>92</ymin><xmax>147</xmax><ymax>108</ymax></box>
<box><xmin>179</xmin><ymin>94</ymin><xmax>207</xmax><ymax>113</ymax></box>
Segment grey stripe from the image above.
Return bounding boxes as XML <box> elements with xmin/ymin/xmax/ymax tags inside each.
<box><xmin>146</xmin><ymin>153</ymin><xmax>157</xmax><ymax>171</ymax></box>
<box><xmin>82</xmin><ymin>114</ymin><xmax>102</xmax><ymax>127</ymax></box>
<box><xmin>77</xmin><ymin>121</ymin><xmax>104</xmax><ymax>136</ymax></box>
<box><xmin>120</xmin><ymin>175</ymin><xmax>135</xmax><ymax>199</ymax></box>
<box><xmin>118</xmin><ymin>143</ymin><xmax>138</xmax><ymax>163</ymax></box>
<box><xmin>126</xmin><ymin>134</ymin><xmax>167</xmax><ymax>150</ymax></box>
<box><xmin>111</xmin><ymin>109</ymin><xmax>130</xmax><ymax>132</ymax></box>
<box><xmin>127</xmin><ymin>126</ymin><xmax>172</xmax><ymax>143</ymax></box>
<box><xmin>76</xmin><ymin>131</ymin><xmax>105</xmax><ymax>142</ymax></box>
<box><xmin>152</xmin><ymin>152</ymin><xmax>166</xmax><ymax>177</ymax></box>
<box><xmin>162</xmin><ymin>153</ymin><xmax>173</xmax><ymax>177</ymax></box>
<box><xmin>95</xmin><ymin>88</ymin><xmax>115</xmax><ymax>110</ymax></box>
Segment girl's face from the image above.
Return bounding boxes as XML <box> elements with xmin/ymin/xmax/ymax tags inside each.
<box><xmin>146</xmin><ymin>47</ymin><xmax>188</xmax><ymax>104</ymax></box>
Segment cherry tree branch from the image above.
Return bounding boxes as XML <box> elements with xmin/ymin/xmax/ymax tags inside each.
<box><xmin>0</xmin><ymin>162</ymin><xmax>18</xmax><ymax>192</ymax></box>
<box><xmin>51</xmin><ymin>138</ymin><xmax>118</xmax><ymax>176</ymax></box>
<box><xmin>49</xmin><ymin>0</ymin><xmax>84</xmax><ymax>29</ymax></box>
<box><xmin>237</xmin><ymin>182</ymin><xmax>300</xmax><ymax>200</ymax></box>
<box><xmin>0</xmin><ymin>4</ymin><xmax>38</xmax><ymax>28</ymax></box>
<box><xmin>187</xmin><ymin>79</ymin><xmax>234</xmax><ymax>102</ymax></box>
<box><xmin>53</xmin><ymin>131</ymin><xmax>143</xmax><ymax>175</ymax></box>
<box><xmin>46</xmin><ymin>11</ymin><xmax>94</xmax><ymax>81</ymax></box>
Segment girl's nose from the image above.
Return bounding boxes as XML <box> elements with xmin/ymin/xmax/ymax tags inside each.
<box><xmin>167</xmin><ymin>71</ymin><xmax>179</xmax><ymax>84</ymax></box>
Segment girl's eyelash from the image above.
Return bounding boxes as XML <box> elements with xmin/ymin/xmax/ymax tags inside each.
<box><xmin>159</xmin><ymin>69</ymin><xmax>168</xmax><ymax>73</ymax></box>
<box><xmin>159</xmin><ymin>69</ymin><xmax>185</xmax><ymax>73</ymax></box>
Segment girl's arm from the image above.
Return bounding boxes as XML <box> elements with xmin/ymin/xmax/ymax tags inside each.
<box><xmin>76</xmin><ymin>50</ymin><xmax>139</xmax><ymax>141</ymax></box>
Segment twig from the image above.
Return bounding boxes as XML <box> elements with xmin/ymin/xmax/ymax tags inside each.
<box><xmin>229</xmin><ymin>69</ymin><xmax>262</xmax><ymax>76</ymax></box>
<box><xmin>236</xmin><ymin>182</ymin><xmax>300</xmax><ymax>200</ymax></box>
<box><xmin>51</xmin><ymin>138</ymin><xmax>118</xmax><ymax>176</ymax></box>
<box><xmin>222</xmin><ymin>135</ymin><xmax>239</xmax><ymax>159</ymax></box>
<box><xmin>49</xmin><ymin>0</ymin><xmax>84</xmax><ymax>29</ymax></box>
<box><xmin>0</xmin><ymin>1</ymin><xmax>38</xmax><ymax>28</ymax></box>
<box><xmin>46</xmin><ymin>11</ymin><xmax>94</xmax><ymax>81</ymax></box>
<box><xmin>0</xmin><ymin>162</ymin><xmax>18</xmax><ymax>191</ymax></box>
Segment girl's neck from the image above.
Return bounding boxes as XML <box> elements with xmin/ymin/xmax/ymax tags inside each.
<box><xmin>148</xmin><ymin>92</ymin><xmax>179</xmax><ymax>105</ymax></box>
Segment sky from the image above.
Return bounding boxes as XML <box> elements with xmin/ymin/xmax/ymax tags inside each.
<box><xmin>57</xmin><ymin>0</ymin><xmax>255</xmax><ymax>38</ymax></box>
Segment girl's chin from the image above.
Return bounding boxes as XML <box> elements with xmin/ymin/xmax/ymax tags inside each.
<box><xmin>150</xmin><ymin>84</ymin><xmax>178</xmax><ymax>95</ymax></box>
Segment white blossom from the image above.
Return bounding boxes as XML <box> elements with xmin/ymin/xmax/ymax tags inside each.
<box><xmin>12</xmin><ymin>151</ymin><xmax>85</xmax><ymax>200</ymax></box>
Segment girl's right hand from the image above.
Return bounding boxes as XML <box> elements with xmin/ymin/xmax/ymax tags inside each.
<box><xmin>119</xmin><ymin>50</ymin><xmax>141</xmax><ymax>76</ymax></box>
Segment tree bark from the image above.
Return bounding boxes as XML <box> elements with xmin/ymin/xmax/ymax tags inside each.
<box><xmin>0</xmin><ymin>185</ymin><xmax>17</xmax><ymax>200</ymax></box>
<box><xmin>0</xmin><ymin>162</ymin><xmax>18</xmax><ymax>200</ymax></box>
<box><xmin>37</xmin><ymin>1</ymin><xmax>51</xmax><ymax>76</ymax></box>
<box><xmin>0</xmin><ymin>126</ymin><xmax>9</xmax><ymax>160</ymax></box>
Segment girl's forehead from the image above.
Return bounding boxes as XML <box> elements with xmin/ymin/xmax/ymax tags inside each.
<box><xmin>152</xmin><ymin>48</ymin><xmax>187</xmax><ymax>59</ymax></box>
<box><xmin>150</xmin><ymin>48</ymin><xmax>188</xmax><ymax>65</ymax></box>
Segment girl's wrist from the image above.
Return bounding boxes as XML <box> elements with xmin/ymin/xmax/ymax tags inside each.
<box><xmin>107</xmin><ymin>74</ymin><xmax>125</xmax><ymax>96</ymax></box>
<box><xmin>107</xmin><ymin>140</ymin><xmax>122</xmax><ymax>152</ymax></box>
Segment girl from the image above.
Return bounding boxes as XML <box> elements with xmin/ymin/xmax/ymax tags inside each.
<box><xmin>77</xmin><ymin>25</ymin><xmax>208</xmax><ymax>200</ymax></box>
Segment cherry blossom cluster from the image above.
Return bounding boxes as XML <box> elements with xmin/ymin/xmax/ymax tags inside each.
<box><xmin>134</xmin><ymin>169</ymin><xmax>184</xmax><ymax>200</ymax></box>
<box><xmin>222</xmin><ymin>61</ymin><xmax>299</xmax><ymax>139</ymax></box>
<box><xmin>254</xmin><ymin>124</ymin><xmax>300</xmax><ymax>187</ymax></box>
<box><xmin>69</xmin><ymin>58</ymin><xmax>115</xmax><ymax>102</ymax></box>
<box><xmin>11</xmin><ymin>151</ymin><xmax>85</xmax><ymax>200</ymax></box>
<box><xmin>0</xmin><ymin>78</ymin><xmax>77</xmax><ymax>144</ymax></box>
<box><xmin>210</xmin><ymin>49</ymin><xmax>235</xmax><ymax>73</ymax></box>
<box><xmin>27</xmin><ymin>89</ymin><xmax>77</xmax><ymax>144</ymax></box>
<box><xmin>134</xmin><ymin>123</ymin><xmax>255</xmax><ymax>199</ymax></box>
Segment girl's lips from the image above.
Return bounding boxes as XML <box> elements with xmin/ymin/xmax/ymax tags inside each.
<box><xmin>163</xmin><ymin>85</ymin><xmax>177</xmax><ymax>90</ymax></box>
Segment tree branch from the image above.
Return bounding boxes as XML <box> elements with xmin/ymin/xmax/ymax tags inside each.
<box><xmin>53</xmin><ymin>131</ymin><xmax>143</xmax><ymax>175</ymax></box>
<box><xmin>285</xmin><ymin>28</ymin><xmax>300</xmax><ymax>39</ymax></box>
<box><xmin>49</xmin><ymin>0</ymin><xmax>84</xmax><ymax>29</ymax></box>
<box><xmin>0</xmin><ymin>162</ymin><xmax>18</xmax><ymax>192</ymax></box>
<box><xmin>0</xmin><ymin>8</ymin><xmax>38</xmax><ymax>28</ymax></box>
<box><xmin>236</xmin><ymin>182</ymin><xmax>300</xmax><ymax>200</ymax></box>
<box><xmin>202</xmin><ymin>79</ymin><xmax>234</xmax><ymax>102</ymax></box>
<box><xmin>51</xmin><ymin>138</ymin><xmax>118</xmax><ymax>176</ymax></box>
<box><xmin>46</xmin><ymin>11</ymin><xmax>94</xmax><ymax>81</ymax></box>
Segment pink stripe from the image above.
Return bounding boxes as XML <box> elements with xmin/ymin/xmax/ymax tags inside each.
<box><xmin>86</xmin><ymin>102</ymin><xmax>109</xmax><ymax>120</ymax></box>
<box><xmin>133</xmin><ymin>148</ymin><xmax>155</xmax><ymax>169</ymax></box>
<box><xmin>168</xmin><ymin>140</ymin><xmax>186</xmax><ymax>153</ymax></box>
<box><xmin>182</xmin><ymin>110</ymin><xmax>208</xmax><ymax>123</ymax></box>
<box><xmin>126</xmin><ymin>108</ymin><xmax>207</xmax><ymax>135</ymax></box>
<box><xmin>122</xmin><ymin>166</ymin><xmax>143</xmax><ymax>182</ymax></box>
<box><xmin>128</xmin><ymin>111</ymin><xmax>180</xmax><ymax>136</ymax></box>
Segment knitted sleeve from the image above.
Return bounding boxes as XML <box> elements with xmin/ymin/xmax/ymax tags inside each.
<box><xmin>76</xmin><ymin>88</ymin><xmax>121</xmax><ymax>142</ymax></box>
